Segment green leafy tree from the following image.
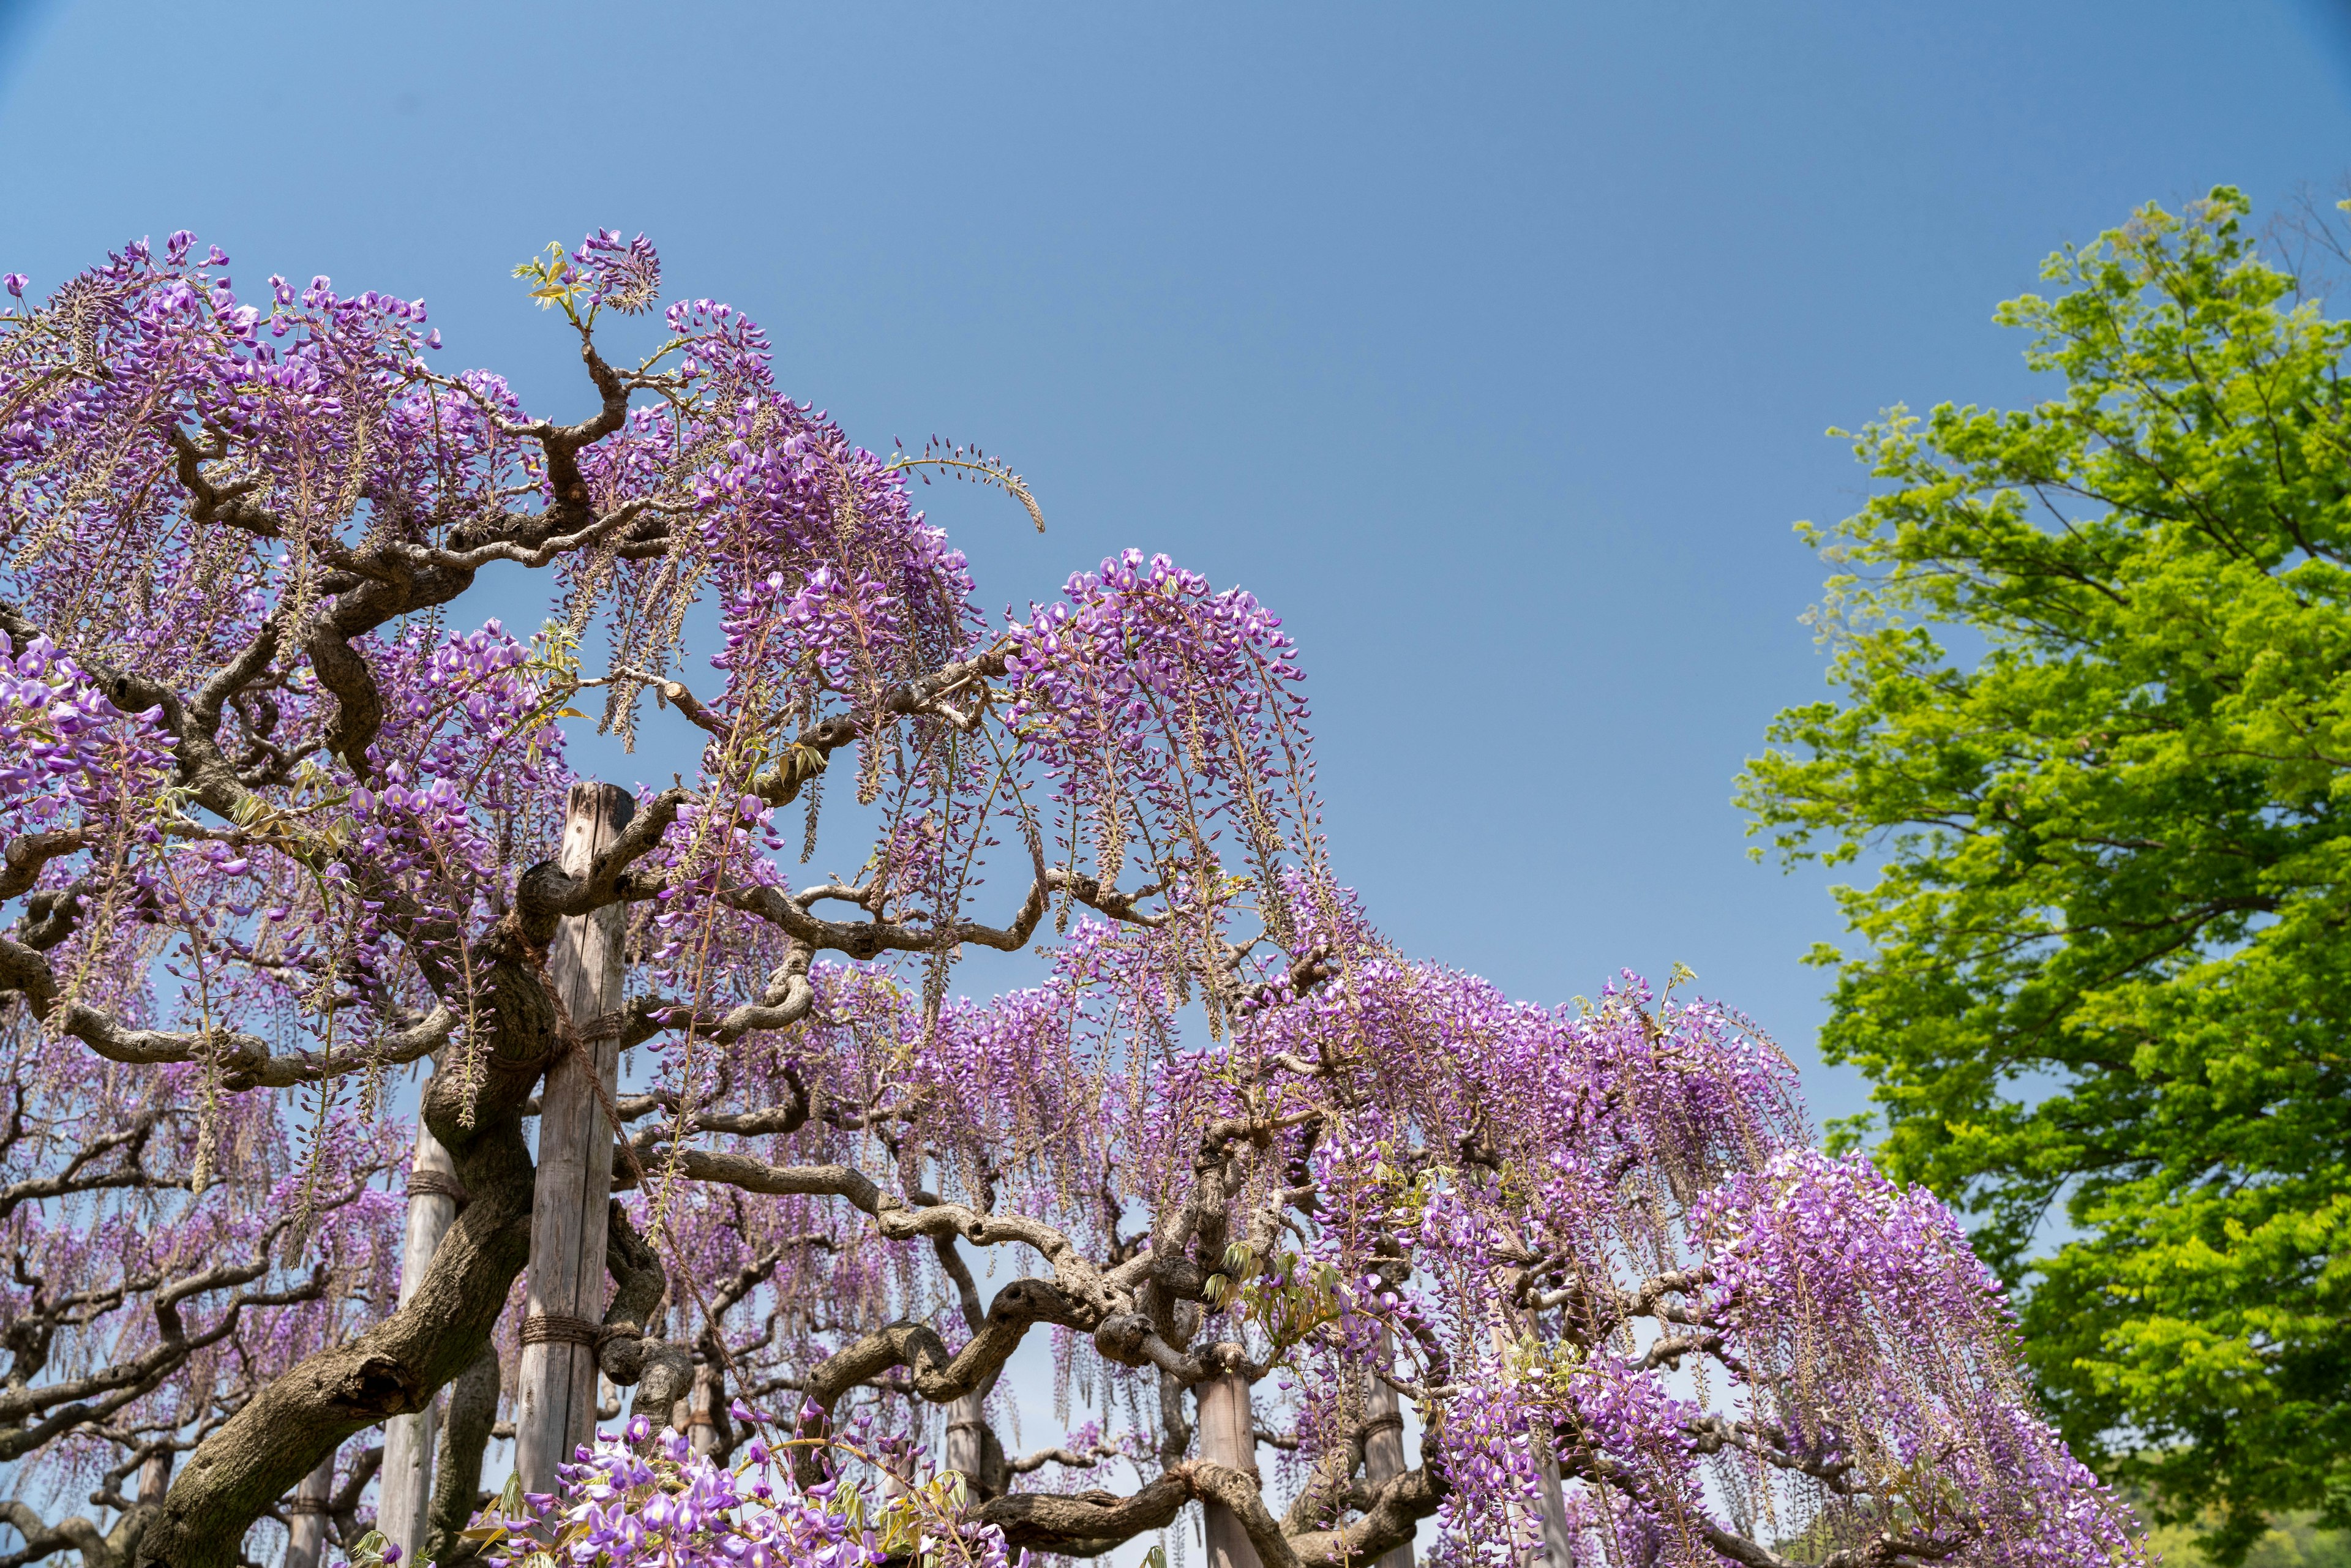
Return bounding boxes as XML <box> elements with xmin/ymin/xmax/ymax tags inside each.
<box><xmin>1738</xmin><ymin>187</ymin><xmax>2351</xmax><ymax>1563</ymax></box>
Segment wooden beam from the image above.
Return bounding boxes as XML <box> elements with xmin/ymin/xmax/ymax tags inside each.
<box><xmin>1363</xmin><ymin>1330</ymin><xmax>1415</xmax><ymax>1568</ymax></box>
<box><xmin>1198</xmin><ymin>1364</ymin><xmax>1260</xmax><ymax>1568</ymax></box>
<box><xmin>282</xmin><ymin>1454</ymin><xmax>334</xmax><ymax>1568</ymax></box>
<box><xmin>377</xmin><ymin>1094</ymin><xmax>461</xmax><ymax>1555</ymax></box>
<box><xmin>514</xmin><ymin>782</ymin><xmax>634</xmax><ymax>1493</ymax></box>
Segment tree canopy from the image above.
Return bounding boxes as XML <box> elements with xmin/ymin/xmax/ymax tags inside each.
<box><xmin>0</xmin><ymin>230</ymin><xmax>2137</xmax><ymax>1568</ymax></box>
<box><xmin>1739</xmin><ymin>187</ymin><xmax>2351</xmax><ymax>1562</ymax></box>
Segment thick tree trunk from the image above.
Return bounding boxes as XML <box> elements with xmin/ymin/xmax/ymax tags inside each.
<box><xmin>1362</xmin><ymin>1334</ymin><xmax>1414</xmax><ymax>1568</ymax></box>
<box><xmin>424</xmin><ymin>1345</ymin><xmax>502</xmax><ymax>1567</ymax></box>
<box><xmin>1198</xmin><ymin>1365</ymin><xmax>1259</xmax><ymax>1568</ymax></box>
<box><xmin>281</xmin><ymin>1455</ymin><xmax>334</xmax><ymax>1568</ymax></box>
<box><xmin>514</xmin><ymin>783</ymin><xmax>632</xmax><ymax>1493</ymax></box>
<box><xmin>136</xmin><ymin>1093</ymin><xmax>537</xmax><ymax>1568</ymax></box>
<box><xmin>377</xmin><ymin>1108</ymin><xmax>461</xmax><ymax>1556</ymax></box>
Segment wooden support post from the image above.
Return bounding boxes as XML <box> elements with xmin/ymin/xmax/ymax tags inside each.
<box><xmin>136</xmin><ymin>1449</ymin><xmax>171</xmax><ymax>1506</ymax></box>
<box><xmin>377</xmin><ymin>1098</ymin><xmax>461</xmax><ymax>1555</ymax></box>
<box><xmin>1363</xmin><ymin>1330</ymin><xmax>1415</xmax><ymax>1568</ymax></box>
<box><xmin>514</xmin><ymin>783</ymin><xmax>633</xmax><ymax>1495</ymax></box>
<box><xmin>281</xmin><ymin>1454</ymin><xmax>335</xmax><ymax>1568</ymax></box>
<box><xmin>688</xmin><ymin>1363</ymin><xmax>719</xmax><ymax>1457</ymax></box>
<box><xmin>1532</xmin><ymin>1449</ymin><xmax>1575</xmax><ymax>1567</ymax></box>
<box><xmin>1197</xmin><ymin>1362</ymin><xmax>1259</xmax><ymax>1568</ymax></box>
<box><xmin>944</xmin><ymin>1387</ymin><xmax>991</xmax><ymax>1501</ymax></box>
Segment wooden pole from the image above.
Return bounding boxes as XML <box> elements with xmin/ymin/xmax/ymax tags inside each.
<box><xmin>281</xmin><ymin>1454</ymin><xmax>334</xmax><ymax>1568</ymax></box>
<box><xmin>1362</xmin><ymin>1330</ymin><xmax>1415</xmax><ymax>1568</ymax></box>
<box><xmin>377</xmin><ymin>1097</ymin><xmax>461</xmax><ymax>1555</ymax></box>
<box><xmin>687</xmin><ymin>1363</ymin><xmax>719</xmax><ymax>1457</ymax></box>
<box><xmin>1196</xmin><ymin>1363</ymin><xmax>1259</xmax><ymax>1568</ymax></box>
<box><xmin>1532</xmin><ymin>1449</ymin><xmax>1575</xmax><ymax>1567</ymax></box>
<box><xmin>943</xmin><ymin>1387</ymin><xmax>991</xmax><ymax>1500</ymax></box>
<box><xmin>135</xmin><ymin>1449</ymin><xmax>171</xmax><ymax>1506</ymax></box>
<box><xmin>514</xmin><ymin>782</ymin><xmax>633</xmax><ymax>1494</ymax></box>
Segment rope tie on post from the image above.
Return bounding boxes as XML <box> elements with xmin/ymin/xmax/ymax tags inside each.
<box><xmin>403</xmin><ymin>1169</ymin><xmax>470</xmax><ymax>1209</ymax></box>
<box><xmin>576</xmin><ymin>1010</ymin><xmax>626</xmax><ymax>1044</ymax></box>
<box><xmin>520</xmin><ymin>1312</ymin><xmax>629</xmax><ymax>1352</ymax></box>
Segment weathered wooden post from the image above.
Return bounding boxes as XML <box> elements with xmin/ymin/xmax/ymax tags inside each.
<box><xmin>1197</xmin><ymin>1359</ymin><xmax>1260</xmax><ymax>1568</ymax></box>
<box><xmin>686</xmin><ymin>1363</ymin><xmax>720</xmax><ymax>1456</ymax></box>
<box><xmin>1363</xmin><ymin>1330</ymin><xmax>1415</xmax><ymax>1568</ymax></box>
<box><xmin>943</xmin><ymin>1389</ymin><xmax>986</xmax><ymax>1484</ymax></box>
<box><xmin>943</xmin><ymin>1385</ymin><xmax>994</xmax><ymax>1500</ymax></box>
<box><xmin>377</xmin><ymin>1101</ymin><xmax>462</xmax><ymax>1553</ymax></box>
<box><xmin>514</xmin><ymin>783</ymin><xmax>632</xmax><ymax>1494</ymax></box>
<box><xmin>135</xmin><ymin>1450</ymin><xmax>171</xmax><ymax>1506</ymax></box>
<box><xmin>281</xmin><ymin>1454</ymin><xmax>335</xmax><ymax>1568</ymax></box>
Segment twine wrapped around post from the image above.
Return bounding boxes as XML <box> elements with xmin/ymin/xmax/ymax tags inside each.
<box><xmin>280</xmin><ymin>1455</ymin><xmax>335</xmax><ymax>1568</ymax></box>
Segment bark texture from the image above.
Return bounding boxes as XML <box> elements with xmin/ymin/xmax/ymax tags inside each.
<box><xmin>423</xmin><ymin>1345</ymin><xmax>502</xmax><ymax>1568</ymax></box>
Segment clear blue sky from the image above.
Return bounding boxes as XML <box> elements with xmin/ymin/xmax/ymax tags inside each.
<box><xmin>4</xmin><ymin>0</ymin><xmax>2349</xmax><ymax>1131</ymax></box>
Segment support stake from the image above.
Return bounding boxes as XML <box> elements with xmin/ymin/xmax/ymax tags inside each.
<box><xmin>1197</xmin><ymin>1360</ymin><xmax>1259</xmax><ymax>1568</ymax></box>
<box><xmin>378</xmin><ymin>1092</ymin><xmax>461</xmax><ymax>1555</ymax></box>
<box><xmin>514</xmin><ymin>782</ymin><xmax>633</xmax><ymax>1493</ymax></box>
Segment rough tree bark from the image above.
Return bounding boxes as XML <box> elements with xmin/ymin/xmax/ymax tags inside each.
<box><xmin>423</xmin><ymin>1345</ymin><xmax>502</xmax><ymax>1568</ymax></box>
<box><xmin>514</xmin><ymin>783</ymin><xmax>632</xmax><ymax>1491</ymax></box>
<box><xmin>377</xmin><ymin>1106</ymin><xmax>460</xmax><ymax>1556</ymax></box>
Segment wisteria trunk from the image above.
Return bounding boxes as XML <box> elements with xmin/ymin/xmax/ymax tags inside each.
<box><xmin>514</xmin><ymin>783</ymin><xmax>632</xmax><ymax>1492</ymax></box>
<box><xmin>425</xmin><ymin>1345</ymin><xmax>503</xmax><ymax>1566</ymax></box>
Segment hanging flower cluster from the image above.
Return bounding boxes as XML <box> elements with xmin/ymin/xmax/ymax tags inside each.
<box><xmin>0</xmin><ymin>631</ymin><xmax>170</xmax><ymax>830</ymax></box>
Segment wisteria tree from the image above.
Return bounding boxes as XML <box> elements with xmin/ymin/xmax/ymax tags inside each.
<box><xmin>0</xmin><ymin>232</ymin><xmax>2143</xmax><ymax>1568</ymax></box>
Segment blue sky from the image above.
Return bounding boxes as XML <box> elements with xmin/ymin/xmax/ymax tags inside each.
<box><xmin>4</xmin><ymin>0</ymin><xmax>2348</xmax><ymax>1136</ymax></box>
